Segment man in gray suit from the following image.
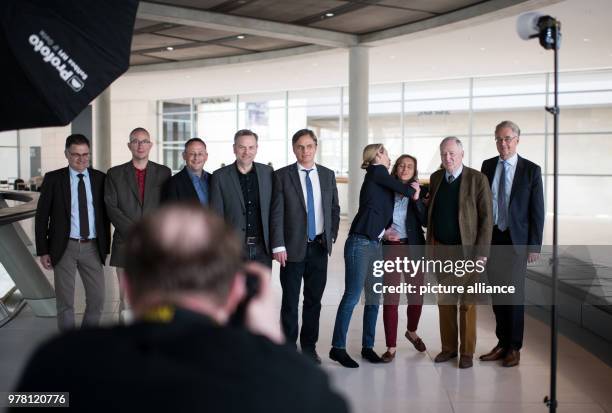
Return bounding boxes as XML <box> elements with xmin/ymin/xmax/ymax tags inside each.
<box><xmin>104</xmin><ymin>127</ymin><xmax>171</xmax><ymax>322</ymax></box>
<box><xmin>271</xmin><ymin>129</ymin><xmax>340</xmax><ymax>363</ymax></box>
<box><xmin>210</xmin><ymin>129</ymin><xmax>273</xmax><ymax>267</ymax></box>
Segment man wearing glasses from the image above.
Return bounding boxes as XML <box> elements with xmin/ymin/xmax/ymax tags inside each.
<box><xmin>480</xmin><ymin>120</ymin><xmax>544</xmax><ymax>367</ymax></box>
<box><xmin>105</xmin><ymin>127</ymin><xmax>171</xmax><ymax>323</ymax></box>
<box><xmin>35</xmin><ymin>134</ymin><xmax>110</xmax><ymax>331</ymax></box>
<box><xmin>163</xmin><ymin>137</ymin><xmax>210</xmax><ymax>205</ymax></box>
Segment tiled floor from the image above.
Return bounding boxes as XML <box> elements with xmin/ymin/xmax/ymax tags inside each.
<box><xmin>1</xmin><ymin>219</ymin><xmax>611</xmax><ymax>412</ymax></box>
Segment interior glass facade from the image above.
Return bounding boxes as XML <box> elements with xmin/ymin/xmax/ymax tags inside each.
<box><xmin>160</xmin><ymin>69</ymin><xmax>612</xmax><ymax>243</ymax></box>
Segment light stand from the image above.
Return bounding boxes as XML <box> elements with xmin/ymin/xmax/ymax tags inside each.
<box><xmin>517</xmin><ymin>12</ymin><xmax>562</xmax><ymax>413</ymax></box>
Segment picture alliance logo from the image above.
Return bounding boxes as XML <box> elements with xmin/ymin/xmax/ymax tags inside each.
<box><xmin>28</xmin><ymin>34</ymin><xmax>85</xmax><ymax>92</ymax></box>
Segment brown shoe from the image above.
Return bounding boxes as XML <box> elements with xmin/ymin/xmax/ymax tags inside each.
<box><xmin>381</xmin><ymin>351</ymin><xmax>396</xmax><ymax>363</ymax></box>
<box><xmin>434</xmin><ymin>351</ymin><xmax>457</xmax><ymax>363</ymax></box>
<box><xmin>479</xmin><ymin>345</ymin><xmax>506</xmax><ymax>361</ymax></box>
<box><xmin>405</xmin><ymin>331</ymin><xmax>427</xmax><ymax>352</ymax></box>
<box><xmin>502</xmin><ymin>350</ymin><xmax>520</xmax><ymax>367</ymax></box>
<box><xmin>458</xmin><ymin>354</ymin><xmax>473</xmax><ymax>369</ymax></box>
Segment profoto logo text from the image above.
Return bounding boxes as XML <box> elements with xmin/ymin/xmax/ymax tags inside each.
<box><xmin>28</xmin><ymin>34</ymin><xmax>84</xmax><ymax>92</ymax></box>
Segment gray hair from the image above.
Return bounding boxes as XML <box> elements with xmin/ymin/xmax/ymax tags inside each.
<box><xmin>439</xmin><ymin>136</ymin><xmax>463</xmax><ymax>151</ymax></box>
<box><xmin>128</xmin><ymin>127</ymin><xmax>150</xmax><ymax>142</ymax></box>
<box><xmin>495</xmin><ymin>120</ymin><xmax>521</xmax><ymax>137</ymax></box>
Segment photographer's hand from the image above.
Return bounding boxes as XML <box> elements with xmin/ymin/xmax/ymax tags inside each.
<box><xmin>243</xmin><ymin>262</ymin><xmax>285</xmax><ymax>345</ymax></box>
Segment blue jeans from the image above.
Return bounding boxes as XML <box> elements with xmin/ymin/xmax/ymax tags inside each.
<box><xmin>332</xmin><ymin>234</ymin><xmax>382</xmax><ymax>349</ymax></box>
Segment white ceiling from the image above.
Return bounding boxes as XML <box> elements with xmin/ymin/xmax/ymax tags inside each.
<box><xmin>114</xmin><ymin>0</ymin><xmax>612</xmax><ymax>100</ymax></box>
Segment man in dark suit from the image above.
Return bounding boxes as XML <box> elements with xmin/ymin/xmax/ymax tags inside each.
<box><xmin>104</xmin><ymin>127</ymin><xmax>171</xmax><ymax>322</ymax></box>
<box><xmin>210</xmin><ymin>130</ymin><xmax>273</xmax><ymax>267</ymax></box>
<box><xmin>35</xmin><ymin>134</ymin><xmax>110</xmax><ymax>331</ymax></box>
<box><xmin>427</xmin><ymin>136</ymin><xmax>492</xmax><ymax>369</ymax></box>
<box><xmin>14</xmin><ymin>204</ymin><xmax>349</xmax><ymax>413</ymax></box>
<box><xmin>164</xmin><ymin>138</ymin><xmax>210</xmax><ymax>205</ymax></box>
<box><xmin>271</xmin><ymin>129</ymin><xmax>340</xmax><ymax>363</ymax></box>
<box><xmin>480</xmin><ymin>120</ymin><xmax>545</xmax><ymax>367</ymax></box>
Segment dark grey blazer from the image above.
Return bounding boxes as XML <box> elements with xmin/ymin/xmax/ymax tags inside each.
<box><xmin>270</xmin><ymin>163</ymin><xmax>340</xmax><ymax>262</ymax></box>
<box><xmin>209</xmin><ymin>162</ymin><xmax>273</xmax><ymax>253</ymax></box>
<box><xmin>104</xmin><ymin>160</ymin><xmax>171</xmax><ymax>267</ymax></box>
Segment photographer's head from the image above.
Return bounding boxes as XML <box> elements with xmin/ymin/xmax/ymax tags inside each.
<box><xmin>123</xmin><ymin>204</ymin><xmax>245</xmax><ymax>323</ymax></box>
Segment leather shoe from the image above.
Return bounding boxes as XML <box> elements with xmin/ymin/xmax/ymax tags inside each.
<box><xmin>458</xmin><ymin>354</ymin><xmax>473</xmax><ymax>369</ymax></box>
<box><xmin>479</xmin><ymin>345</ymin><xmax>506</xmax><ymax>361</ymax></box>
<box><xmin>381</xmin><ymin>351</ymin><xmax>396</xmax><ymax>363</ymax></box>
<box><xmin>361</xmin><ymin>347</ymin><xmax>383</xmax><ymax>363</ymax></box>
<box><xmin>405</xmin><ymin>331</ymin><xmax>426</xmax><ymax>352</ymax></box>
<box><xmin>329</xmin><ymin>347</ymin><xmax>359</xmax><ymax>368</ymax></box>
<box><xmin>434</xmin><ymin>351</ymin><xmax>457</xmax><ymax>363</ymax></box>
<box><xmin>302</xmin><ymin>348</ymin><xmax>321</xmax><ymax>364</ymax></box>
<box><xmin>502</xmin><ymin>349</ymin><xmax>520</xmax><ymax>367</ymax></box>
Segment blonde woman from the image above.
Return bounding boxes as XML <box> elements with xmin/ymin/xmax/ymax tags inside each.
<box><xmin>330</xmin><ymin>144</ymin><xmax>419</xmax><ymax>368</ymax></box>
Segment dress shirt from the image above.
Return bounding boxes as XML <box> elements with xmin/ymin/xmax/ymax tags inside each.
<box><xmin>491</xmin><ymin>153</ymin><xmax>517</xmax><ymax>226</ymax></box>
<box><xmin>271</xmin><ymin>163</ymin><xmax>324</xmax><ymax>255</ymax></box>
<box><xmin>444</xmin><ymin>164</ymin><xmax>464</xmax><ymax>183</ymax></box>
<box><xmin>297</xmin><ymin>163</ymin><xmax>324</xmax><ymax>236</ymax></box>
<box><xmin>390</xmin><ymin>194</ymin><xmax>409</xmax><ymax>239</ymax></box>
<box><xmin>186</xmin><ymin>168</ymin><xmax>209</xmax><ymax>205</ymax></box>
<box><xmin>69</xmin><ymin>167</ymin><xmax>96</xmax><ymax>239</ymax></box>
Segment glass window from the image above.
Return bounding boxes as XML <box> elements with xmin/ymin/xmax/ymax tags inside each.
<box><xmin>473</xmin><ymin>74</ymin><xmax>547</xmax><ymax>96</ymax></box>
<box><xmin>369</xmin><ymin>83</ymin><xmax>402</xmax><ymax>102</ymax></box>
<box><xmin>404</xmin><ymin>78</ymin><xmax>470</xmax><ymax>100</ymax></box>
<box><xmin>162</xmin><ymin>99</ymin><xmax>191</xmax><ymax>114</ymax></box>
<box><xmin>289</xmin><ymin>87</ymin><xmax>341</xmax><ymax>107</ymax></box>
<box><xmin>0</xmin><ymin>147</ymin><xmax>18</xmax><ymax>179</ymax></box>
<box><xmin>404</xmin><ymin>110</ymin><xmax>470</xmax><ymax>138</ymax></box>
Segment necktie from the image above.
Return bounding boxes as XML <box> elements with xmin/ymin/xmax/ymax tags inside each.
<box><xmin>303</xmin><ymin>169</ymin><xmax>316</xmax><ymax>241</ymax></box>
<box><xmin>77</xmin><ymin>173</ymin><xmax>89</xmax><ymax>239</ymax></box>
<box><xmin>447</xmin><ymin>174</ymin><xmax>455</xmax><ymax>184</ymax></box>
<box><xmin>497</xmin><ymin>160</ymin><xmax>508</xmax><ymax>231</ymax></box>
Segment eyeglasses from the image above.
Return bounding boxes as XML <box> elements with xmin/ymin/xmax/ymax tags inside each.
<box><xmin>69</xmin><ymin>152</ymin><xmax>90</xmax><ymax>159</ymax></box>
<box><xmin>130</xmin><ymin>140</ymin><xmax>152</xmax><ymax>146</ymax></box>
<box><xmin>495</xmin><ymin>136</ymin><xmax>518</xmax><ymax>143</ymax></box>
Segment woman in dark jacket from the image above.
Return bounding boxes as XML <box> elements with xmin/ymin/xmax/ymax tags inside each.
<box><xmin>330</xmin><ymin>144</ymin><xmax>418</xmax><ymax>368</ymax></box>
<box><xmin>380</xmin><ymin>154</ymin><xmax>427</xmax><ymax>363</ymax></box>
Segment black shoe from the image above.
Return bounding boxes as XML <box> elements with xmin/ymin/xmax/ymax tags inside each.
<box><xmin>361</xmin><ymin>347</ymin><xmax>383</xmax><ymax>363</ymax></box>
<box><xmin>329</xmin><ymin>347</ymin><xmax>359</xmax><ymax>368</ymax></box>
<box><xmin>302</xmin><ymin>348</ymin><xmax>322</xmax><ymax>364</ymax></box>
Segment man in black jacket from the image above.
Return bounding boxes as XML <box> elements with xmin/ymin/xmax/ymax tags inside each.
<box><xmin>35</xmin><ymin>134</ymin><xmax>110</xmax><ymax>330</ymax></box>
<box><xmin>480</xmin><ymin>120</ymin><xmax>544</xmax><ymax>367</ymax></box>
<box><xmin>16</xmin><ymin>204</ymin><xmax>349</xmax><ymax>413</ymax></box>
<box><xmin>270</xmin><ymin>129</ymin><xmax>340</xmax><ymax>363</ymax></box>
<box><xmin>164</xmin><ymin>137</ymin><xmax>211</xmax><ymax>205</ymax></box>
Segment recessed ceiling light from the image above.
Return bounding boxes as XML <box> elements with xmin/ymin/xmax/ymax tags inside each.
<box><xmin>390</xmin><ymin>55</ymin><xmax>396</xmax><ymax>59</ymax></box>
<box><xmin>237</xmin><ymin>35</ymin><xmax>246</xmax><ymax>39</ymax></box>
<box><xmin>325</xmin><ymin>12</ymin><xmax>334</xmax><ymax>17</ymax></box>
<box><xmin>245</xmin><ymin>69</ymin><xmax>251</xmax><ymax>73</ymax></box>
<box><xmin>479</xmin><ymin>47</ymin><xmax>486</xmax><ymax>51</ymax></box>
<box><xmin>166</xmin><ymin>46</ymin><xmax>174</xmax><ymax>51</ymax></box>
<box><xmin>583</xmin><ymin>38</ymin><xmax>591</xmax><ymax>42</ymax></box>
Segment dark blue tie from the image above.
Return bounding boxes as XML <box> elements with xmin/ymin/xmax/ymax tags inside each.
<box><xmin>303</xmin><ymin>169</ymin><xmax>316</xmax><ymax>241</ymax></box>
<box><xmin>497</xmin><ymin>160</ymin><xmax>508</xmax><ymax>231</ymax></box>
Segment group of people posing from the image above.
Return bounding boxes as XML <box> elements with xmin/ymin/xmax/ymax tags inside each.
<box><xmin>35</xmin><ymin>120</ymin><xmax>544</xmax><ymax>374</ymax></box>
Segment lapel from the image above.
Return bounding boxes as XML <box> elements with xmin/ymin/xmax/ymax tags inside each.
<box><xmin>484</xmin><ymin>158</ymin><xmax>496</xmax><ymax>189</ymax></box>
<box><xmin>254</xmin><ymin>162</ymin><xmax>268</xmax><ymax>207</ymax></box>
<box><xmin>143</xmin><ymin>161</ymin><xmax>158</xmax><ymax>208</ymax></box>
<box><xmin>180</xmin><ymin>167</ymin><xmax>199</xmax><ymax>199</ymax></box>
<box><xmin>458</xmin><ymin>166</ymin><xmax>469</xmax><ymax>210</ymax></box>
<box><xmin>124</xmin><ymin>162</ymin><xmax>140</xmax><ymax>205</ymax></box>
<box><xmin>289</xmin><ymin>163</ymin><xmax>307</xmax><ymax>212</ymax></box>
<box><xmin>429</xmin><ymin>169</ymin><xmax>444</xmax><ymax>213</ymax></box>
<box><xmin>88</xmin><ymin>168</ymin><xmax>99</xmax><ymax>211</ymax></box>
<box><xmin>508</xmin><ymin>155</ymin><xmax>524</xmax><ymax>204</ymax></box>
<box><xmin>229</xmin><ymin>163</ymin><xmax>246</xmax><ymax>211</ymax></box>
<box><xmin>61</xmin><ymin>167</ymin><xmax>71</xmax><ymax>218</ymax></box>
<box><xmin>316</xmin><ymin>164</ymin><xmax>329</xmax><ymax>211</ymax></box>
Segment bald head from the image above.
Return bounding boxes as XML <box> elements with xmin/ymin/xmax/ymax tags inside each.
<box><xmin>124</xmin><ymin>204</ymin><xmax>243</xmax><ymax>305</ymax></box>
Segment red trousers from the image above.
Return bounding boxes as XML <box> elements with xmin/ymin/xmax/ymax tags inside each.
<box><xmin>382</xmin><ymin>243</ymin><xmax>424</xmax><ymax>347</ymax></box>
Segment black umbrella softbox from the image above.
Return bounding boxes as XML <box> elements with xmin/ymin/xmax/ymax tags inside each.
<box><xmin>0</xmin><ymin>0</ymin><xmax>138</xmax><ymax>132</ymax></box>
